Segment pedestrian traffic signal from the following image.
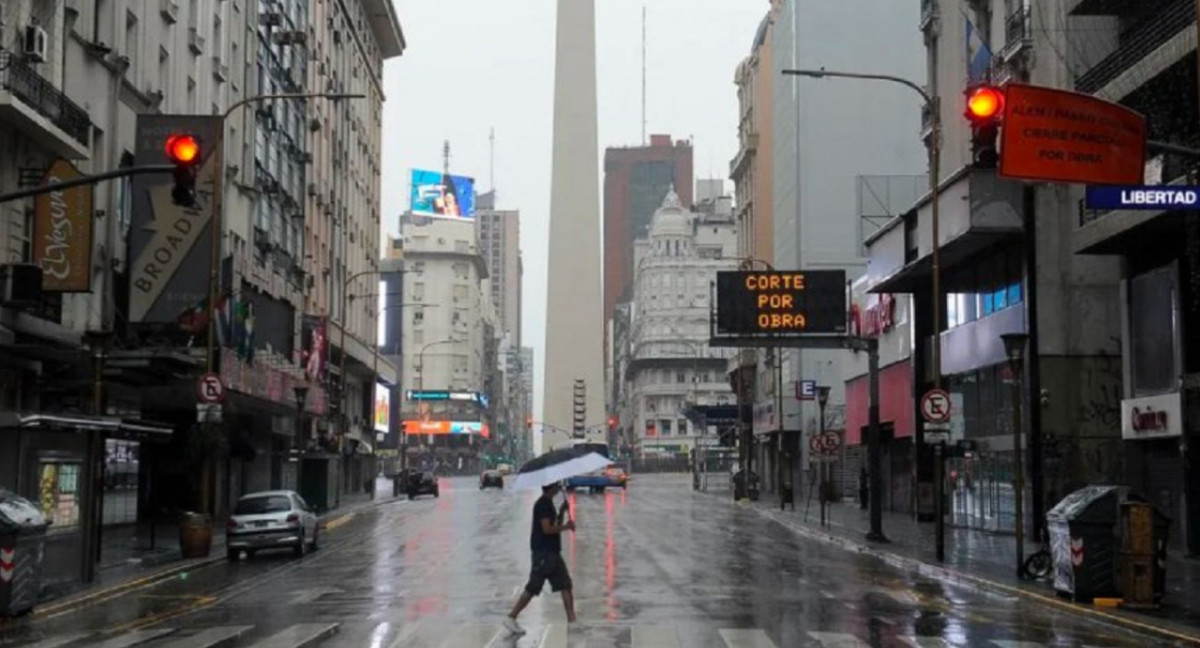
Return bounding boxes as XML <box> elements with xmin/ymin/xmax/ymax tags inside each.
<box><xmin>965</xmin><ymin>85</ymin><xmax>1004</xmax><ymax>169</ymax></box>
<box><xmin>165</xmin><ymin>133</ymin><xmax>201</xmax><ymax>206</ymax></box>
<box><xmin>607</xmin><ymin>416</ymin><xmax>617</xmax><ymax>428</ymax></box>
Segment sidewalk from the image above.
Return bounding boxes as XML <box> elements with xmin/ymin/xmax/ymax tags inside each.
<box><xmin>721</xmin><ymin>489</ymin><xmax>1200</xmax><ymax>644</ymax></box>
<box><xmin>47</xmin><ymin>476</ymin><xmax>402</xmax><ymax>609</ymax></box>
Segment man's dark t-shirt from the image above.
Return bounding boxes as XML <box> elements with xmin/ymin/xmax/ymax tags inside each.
<box><xmin>530</xmin><ymin>496</ymin><xmax>561</xmax><ymax>553</ymax></box>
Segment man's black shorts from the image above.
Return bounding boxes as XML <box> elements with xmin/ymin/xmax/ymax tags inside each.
<box><xmin>525</xmin><ymin>551</ymin><xmax>572</xmax><ymax>596</ymax></box>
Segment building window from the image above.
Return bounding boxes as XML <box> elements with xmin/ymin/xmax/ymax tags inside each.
<box><xmin>1130</xmin><ymin>263</ymin><xmax>1178</xmax><ymax>396</ymax></box>
<box><xmin>676</xmin><ymin>372</ymin><xmax>686</xmax><ymax>383</ymax></box>
<box><xmin>678</xmin><ymin>420</ymin><xmax>688</xmax><ymax>436</ymax></box>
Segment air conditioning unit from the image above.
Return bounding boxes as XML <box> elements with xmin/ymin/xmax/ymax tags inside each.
<box><xmin>0</xmin><ymin>264</ymin><xmax>42</xmax><ymax>306</ymax></box>
<box><xmin>188</xmin><ymin>27</ymin><xmax>206</xmax><ymax>55</ymax></box>
<box><xmin>307</xmin><ymin>182</ymin><xmax>318</xmax><ymax>197</ymax></box>
<box><xmin>161</xmin><ymin>0</ymin><xmax>180</xmax><ymax>23</ymax></box>
<box><xmin>212</xmin><ymin>56</ymin><xmax>229</xmax><ymax>82</ymax></box>
<box><xmin>301</xmin><ymin>152</ymin><xmax>313</xmax><ymax>164</ymax></box>
<box><xmin>24</xmin><ymin>25</ymin><xmax>48</xmax><ymax>63</ymax></box>
<box><xmin>274</xmin><ymin>31</ymin><xmax>308</xmax><ymax>46</ymax></box>
<box><xmin>260</xmin><ymin>12</ymin><xmax>283</xmax><ymax>27</ymax></box>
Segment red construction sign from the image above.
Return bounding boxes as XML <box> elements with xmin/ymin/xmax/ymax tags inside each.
<box><xmin>1000</xmin><ymin>83</ymin><xmax>1147</xmax><ymax>186</ymax></box>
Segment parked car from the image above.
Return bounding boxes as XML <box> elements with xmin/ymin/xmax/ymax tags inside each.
<box><xmin>407</xmin><ymin>471</ymin><xmax>439</xmax><ymax>499</ymax></box>
<box><xmin>480</xmin><ymin>469</ymin><xmax>504</xmax><ymax>490</ymax></box>
<box><xmin>604</xmin><ymin>466</ymin><xmax>628</xmax><ymax>489</ymax></box>
<box><xmin>225</xmin><ymin>490</ymin><xmax>319</xmax><ymax>560</ymax></box>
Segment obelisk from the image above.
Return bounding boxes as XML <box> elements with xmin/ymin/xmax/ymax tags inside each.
<box><xmin>542</xmin><ymin>0</ymin><xmax>605</xmax><ymax>449</ymax></box>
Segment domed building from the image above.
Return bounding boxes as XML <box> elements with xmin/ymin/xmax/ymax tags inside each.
<box><xmin>620</xmin><ymin>187</ymin><xmax>740</xmax><ymax>459</ymax></box>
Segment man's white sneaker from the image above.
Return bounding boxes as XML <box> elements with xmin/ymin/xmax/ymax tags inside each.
<box><xmin>503</xmin><ymin>617</ymin><xmax>526</xmax><ymax>636</ymax></box>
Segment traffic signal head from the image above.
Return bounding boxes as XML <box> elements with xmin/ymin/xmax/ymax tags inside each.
<box><xmin>165</xmin><ymin>133</ymin><xmax>201</xmax><ymax>207</ymax></box>
<box><xmin>608</xmin><ymin>416</ymin><xmax>617</xmax><ymax>428</ymax></box>
<box><xmin>965</xmin><ymin>85</ymin><xmax>1004</xmax><ymax>169</ymax></box>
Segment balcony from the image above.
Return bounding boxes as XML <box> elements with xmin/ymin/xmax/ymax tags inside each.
<box><xmin>1074</xmin><ymin>0</ymin><xmax>1194</xmax><ymax>95</ymax></box>
<box><xmin>1000</xmin><ymin>5</ymin><xmax>1033</xmax><ymax>61</ymax></box>
<box><xmin>0</xmin><ymin>56</ymin><xmax>91</xmax><ymax>158</ymax></box>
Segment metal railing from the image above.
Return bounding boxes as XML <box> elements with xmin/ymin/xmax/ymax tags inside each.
<box><xmin>1074</xmin><ymin>0</ymin><xmax>1194</xmax><ymax>94</ymax></box>
<box><xmin>1</xmin><ymin>56</ymin><xmax>91</xmax><ymax>147</ymax></box>
<box><xmin>1002</xmin><ymin>5</ymin><xmax>1033</xmax><ymax>58</ymax></box>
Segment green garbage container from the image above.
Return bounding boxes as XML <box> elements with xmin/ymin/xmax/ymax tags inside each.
<box><xmin>0</xmin><ymin>491</ymin><xmax>49</xmax><ymax>617</ymax></box>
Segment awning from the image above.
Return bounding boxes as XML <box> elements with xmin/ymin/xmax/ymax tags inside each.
<box><xmin>0</xmin><ymin>411</ymin><xmax>175</xmax><ymax>441</ymax></box>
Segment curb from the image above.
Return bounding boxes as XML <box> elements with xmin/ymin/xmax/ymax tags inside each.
<box><xmin>720</xmin><ymin>493</ymin><xmax>1200</xmax><ymax>646</ymax></box>
<box><xmin>36</xmin><ymin>495</ymin><xmax>404</xmax><ymax>618</ymax></box>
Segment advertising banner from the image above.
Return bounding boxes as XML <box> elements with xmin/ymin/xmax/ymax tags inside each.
<box><xmin>375</xmin><ymin>384</ymin><xmax>390</xmax><ymax>433</ymax></box>
<box><xmin>402</xmin><ymin>420</ymin><xmax>490</xmax><ymax>438</ymax></box>
<box><xmin>410</xmin><ymin>169</ymin><xmax>476</xmax><ymax>219</ymax></box>
<box><xmin>301</xmin><ymin>315</ymin><xmax>328</xmax><ymax>382</ymax></box>
<box><xmin>34</xmin><ymin>160</ymin><xmax>93</xmax><ymax>292</ymax></box>
<box><xmin>129</xmin><ymin>115</ymin><xmax>221</xmax><ymax>323</ymax></box>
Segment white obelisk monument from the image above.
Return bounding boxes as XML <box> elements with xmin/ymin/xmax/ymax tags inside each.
<box><xmin>542</xmin><ymin>0</ymin><xmax>605</xmax><ymax>449</ymax></box>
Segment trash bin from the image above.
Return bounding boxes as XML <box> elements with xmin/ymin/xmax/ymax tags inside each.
<box><xmin>1046</xmin><ymin>485</ymin><xmax>1169</xmax><ymax>603</ymax></box>
<box><xmin>1119</xmin><ymin>500</ymin><xmax>1171</xmax><ymax>608</ymax></box>
<box><xmin>0</xmin><ymin>491</ymin><xmax>49</xmax><ymax>617</ymax></box>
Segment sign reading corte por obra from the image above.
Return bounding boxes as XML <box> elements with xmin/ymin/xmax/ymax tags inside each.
<box><xmin>715</xmin><ymin>270</ymin><xmax>847</xmax><ymax>337</ymax></box>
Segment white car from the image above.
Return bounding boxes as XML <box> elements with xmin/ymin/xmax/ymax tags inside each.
<box><xmin>225</xmin><ymin>490</ymin><xmax>319</xmax><ymax>560</ymax></box>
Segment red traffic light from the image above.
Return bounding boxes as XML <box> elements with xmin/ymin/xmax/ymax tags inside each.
<box><xmin>165</xmin><ymin>134</ymin><xmax>201</xmax><ymax>165</ymax></box>
<box><xmin>966</xmin><ymin>86</ymin><xmax>1004</xmax><ymax>122</ymax></box>
<box><xmin>607</xmin><ymin>416</ymin><xmax>617</xmax><ymax>428</ymax></box>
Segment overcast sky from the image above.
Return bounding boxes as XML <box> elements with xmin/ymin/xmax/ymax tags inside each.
<box><xmin>381</xmin><ymin>0</ymin><xmax>770</xmax><ymax>419</ymax></box>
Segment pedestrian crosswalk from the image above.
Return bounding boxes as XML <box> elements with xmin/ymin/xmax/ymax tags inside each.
<box><xmin>6</xmin><ymin>622</ymin><xmax>1136</xmax><ymax>648</ymax></box>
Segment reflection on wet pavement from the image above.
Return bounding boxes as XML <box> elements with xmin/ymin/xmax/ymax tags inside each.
<box><xmin>0</xmin><ymin>475</ymin><xmax>1177</xmax><ymax>647</ymax></box>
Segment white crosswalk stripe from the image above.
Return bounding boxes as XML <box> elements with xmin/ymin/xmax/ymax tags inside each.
<box><xmin>899</xmin><ymin>637</ymin><xmax>955</xmax><ymax>648</ymax></box>
<box><xmin>438</xmin><ymin>625</ymin><xmax>502</xmax><ymax>648</ymax></box>
<box><xmin>630</xmin><ymin>625</ymin><xmax>681</xmax><ymax>648</ymax></box>
<box><xmin>8</xmin><ymin>633</ymin><xmax>92</xmax><ymax>648</ymax></box>
<box><xmin>3</xmin><ymin>622</ymin><xmax>1130</xmax><ymax>648</ymax></box>
<box><xmin>243</xmin><ymin>624</ymin><xmax>340</xmax><ymax>648</ymax></box>
<box><xmin>158</xmin><ymin>626</ymin><xmax>254</xmax><ymax>648</ymax></box>
<box><xmin>807</xmin><ymin>632</ymin><xmax>871</xmax><ymax>648</ymax></box>
<box><xmin>718</xmin><ymin>628</ymin><xmax>779</xmax><ymax>648</ymax></box>
<box><xmin>89</xmin><ymin>629</ymin><xmax>178</xmax><ymax>648</ymax></box>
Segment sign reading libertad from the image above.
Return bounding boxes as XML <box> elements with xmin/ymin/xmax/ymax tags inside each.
<box><xmin>715</xmin><ymin>270</ymin><xmax>847</xmax><ymax>337</ymax></box>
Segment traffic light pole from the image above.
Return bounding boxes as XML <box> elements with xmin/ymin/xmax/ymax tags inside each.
<box><xmin>0</xmin><ymin>164</ymin><xmax>174</xmax><ymax>204</ymax></box>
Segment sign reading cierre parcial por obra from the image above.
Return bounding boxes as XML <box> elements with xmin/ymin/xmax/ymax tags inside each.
<box><xmin>1086</xmin><ymin>186</ymin><xmax>1200</xmax><ymax>210</ymax></box>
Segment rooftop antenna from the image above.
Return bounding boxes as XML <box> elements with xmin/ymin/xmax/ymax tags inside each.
<box><xmin>641</xmin><ymin>5</ymin><xmax>647</xmax><ymax>146</ymax></box>
<box><xmin>442</xmin><ymin>139</ymin><xmax>451</xmax><ymax>178</ymax></box>
<box><xmin>489</xmin><ymin>127</ymin><xmax>495</xmax><ymax>193</ymax></box>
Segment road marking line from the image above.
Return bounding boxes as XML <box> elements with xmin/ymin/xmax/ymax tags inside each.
<box><xmin>437</xmin><ymin>624</ymin><xmax>501</xmax><ymax>648</ymax></box>
<box><xmin>158</xmin><ymin>626</ymin><xmax>255</xmax><ymax>648</ymax></box>
<box><xmin>898</xmin><ymin>638</ymin><xmax>954</xmax><ymax>648</ymax></box>
<box><xmin>718</xmin><ymin>629</ymin><xmax>778</xmax><ymax>648</ymax></box>
<box><xmin>807</xmin><ymin>632</ymin><xmax>871</xmax><ymax>648</ymax></box>
<box><xmin>106</xmin><ymin>597</ymin><xmax>217</xmax><ymax>634</ymax></box>
<box><xmin>991</xmin><ymin>643</ymin><xmax>1047</xmax><ymax>648</ymax></box>
<box><xmin>90</xmin><ymin>628</ymin><xmax>178</xmax><ymax>648</ymax></box>
<box><xmin>10</xmin><ymin>632</ymin><xmax>93</xmax><ymax>648</ymax></box>
<box><xmin>32</xmin><ymin>559</ymin><xmax>223</xmax><ymax>619</ymax></box>
<box><xmin>322</xmin><ymin>513</ymin><xmax>355</xmax><ymax>531</ymax></box>
<box><xmin>245</xmin><ymin>623</ymin><xmax>341</xmax><ymax>648</ymax></box>
<box><xmin>631</xmin><ymin>625</ymin><xmax>681</xmax><ymax>648</ymax></box>
<box><xmin>384</xmin><ymin>621</ymin><xmax>420</xmax><ymax>648</ymax></box>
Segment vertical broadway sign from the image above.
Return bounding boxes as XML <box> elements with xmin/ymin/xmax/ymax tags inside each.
<box><xmin>34</xmin><ymin>160</ymin><xmax>94</xmax><ymax>292</ymax></box>
<box><xmin>129</xmin><ymin>115</ymin><xmax>221</xmax><ymax>323</ymax></box>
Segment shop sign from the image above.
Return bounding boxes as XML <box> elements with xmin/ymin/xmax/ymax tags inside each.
<box><xmin>849</xmin><ymin>294</ymin><xmax>896</xmax><ymax>339</ymax></box>
<box><xmin>1121</xmin><ymin>392</ymin><xmax>1182</xmax><ymax>440</ymax></box>
<box><xmin>34</xmin><ymin>160</ymin><xmax>93</xmax><ymax>292</ymax></box>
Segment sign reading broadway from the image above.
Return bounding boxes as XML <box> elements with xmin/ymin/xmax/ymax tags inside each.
<box><xmin>715</xmin><ymin>270</ymin><xmax>847</xmax><ymax>336</ymax></box>
<box><xmin>129</xmin><ymin>115</ymin><xmax>221</xmax><ymax>323</ymax></box>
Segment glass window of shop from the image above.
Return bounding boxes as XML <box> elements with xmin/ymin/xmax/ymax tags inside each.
<box><xmin>38</xmin><ymin>460</ymin><xmax>81</xmax><ymax>535</ymax></box>
<box><xmin>103</xmin><ymin>440</ymin><xmax>140</xmax><ymax>526</ymax></box>
<box><xmin>946</xmin><ymin>247</ymin><xmax>1023</xmax><ymax>329</ymax></box>
<box><xmin>1129</xmin><ymin>263</ymin><xmax>1178</xmax><ymax>396</ymax></box>
<box><xmin>947</xmin><ymin>363</ymin><xmax>1016</xmax><ymax>441</ymax></box>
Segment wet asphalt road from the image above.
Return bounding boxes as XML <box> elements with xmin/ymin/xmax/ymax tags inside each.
<box><xmin>0</xmin><ymin>474</ymin><xmax>1174</xmax><ymax>647</ymax></box>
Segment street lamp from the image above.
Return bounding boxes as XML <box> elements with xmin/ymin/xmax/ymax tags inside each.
<box><xmin>1001</xmin><ymin>332</ymin><xmax>1030</xmax><ymax>579</ymax></box>
<box><xmin>205</xmin><ymin>92</ymin><xmax>365</xmax><ymax>376</ymax></box>
<box><xmin>781</xmin><ymin>69</ymin><xmax>942</xmax><ymax>390</ymax></box>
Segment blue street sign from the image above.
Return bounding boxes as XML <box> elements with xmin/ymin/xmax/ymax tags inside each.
<box><xmin>796</xmin><ymin>380</ymin><xmax>817</xmax><ymax>400</ymax></box>
<box><xmin>1085</xmin><ymin>186</ymin><xmax>1200</xmax><ymax>210</ymax></box>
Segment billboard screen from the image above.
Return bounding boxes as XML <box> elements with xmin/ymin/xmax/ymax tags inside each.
<box><xmin>410</xmin><ymin>169</ymin><xmax>476</xmax><ymax>219</ymax></box>
<box><xmin>715</xmin><ymin>270</ymin><xmax>847</xmax><ymax>336</ymax></box>
<box><xmin>374</xmin><ymin>384</ymin><xmax>390</xmax><ymax>434</ymax></box>
<box><xmin>403</xmin><ymin>420</ymin><xmax>490</xmax><ymax>438</ymax></box>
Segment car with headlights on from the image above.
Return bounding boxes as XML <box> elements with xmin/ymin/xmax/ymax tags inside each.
<box><xmin>480</xmin><ymin>469</ymin><xmax>504</xmax><ymax>489</ymax></box>
<box><xmin>225</xmin><ymin>490</ymin><xmax>319</xmax><ymax>560</ymax></box>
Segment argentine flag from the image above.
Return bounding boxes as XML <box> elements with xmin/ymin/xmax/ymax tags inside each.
<box><xmin>965</xmin><ymin>15</ymin><xmax>993</xmax><ymax>83</ymax></box>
